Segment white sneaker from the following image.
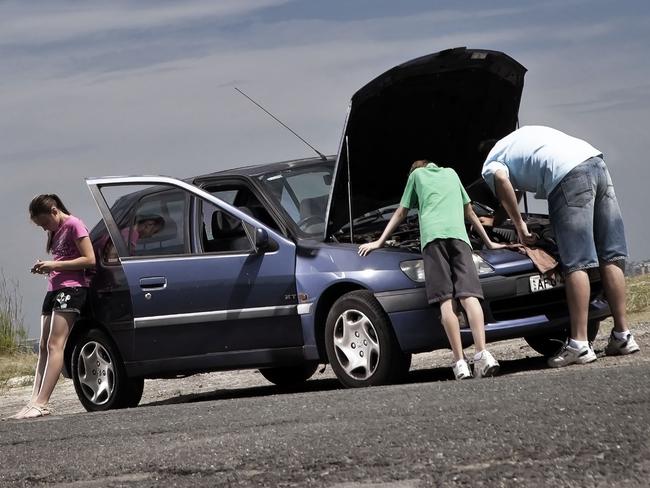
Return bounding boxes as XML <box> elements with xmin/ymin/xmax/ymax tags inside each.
<box><xmin>473</xmin><ymin>350</ymin><xmax>500</xmax><ymax>378</ymax></box>
<box><xmin>547</xmin><ymin>342</ymin><xmax>597</xmax><ymax>368</ymax></box>
<box><xmin>605</xmin><ymin>330</ymin><xmax>640</xmax><ymax>356</ymax></box>
<box><xmin>452</xmin><ymin>359</ymin><xmax>472</xmax><ymax>380</ymax></box>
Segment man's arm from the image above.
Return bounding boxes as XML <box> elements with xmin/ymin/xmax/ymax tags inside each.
<box><xmin>464</xmin><ymin>203</ymin><xmax>508</xmax><ymax>250</ymax></box>
<box><xmin>358</xmin><ymin>206</ymin><xmax>409</xmax><ymax>256</ymax></box>
<box><xmin>493</xmin><ymin>169</ymin><xmax>535</xmax><ymax>244</ymax></box>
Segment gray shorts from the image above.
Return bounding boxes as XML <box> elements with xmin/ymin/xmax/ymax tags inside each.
<box><xmin>548</xmin><ymin>156</ymin><xmax>627</xmax><ymax>274</ymax></box>
<box><xmin>422</xmin><ymin>238</ymin><xmax>483</xmax><ymax>304</ymax></box>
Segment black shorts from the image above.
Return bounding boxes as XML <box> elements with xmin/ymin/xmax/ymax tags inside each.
<box><xmin>422</xmin><ymin>238</ymin><xmax>484</xmax><ymax>304</ymax></box>
<box><xmin>42</xmin><ymin>287</ymin><xmax>88</xmax><ymax>315</ymax></box>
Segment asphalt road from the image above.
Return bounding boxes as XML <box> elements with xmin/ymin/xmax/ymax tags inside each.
<box><xmin>1</xmin><ymin>355</ymin><xmax>649</xmax><ymax>487</ymax></box>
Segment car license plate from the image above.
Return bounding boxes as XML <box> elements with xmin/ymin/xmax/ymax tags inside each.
<box><xmin>529</xmin><ymin>274</ymin><xmax>557</xmax><ymax>293</ymax></box>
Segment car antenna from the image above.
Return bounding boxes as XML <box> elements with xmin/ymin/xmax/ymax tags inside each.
<box><xmin>234</xmin><ymin>87</ymin><xmax>328</xmax><ymax>161</ymax></box>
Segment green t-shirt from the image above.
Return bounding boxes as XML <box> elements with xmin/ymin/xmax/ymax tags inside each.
<box><xmin>399</xmin><ymin>163</ymin><xmax>471</xmax><ymax>249</ymax></box>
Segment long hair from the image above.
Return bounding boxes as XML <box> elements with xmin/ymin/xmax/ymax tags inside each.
<box><xmin>29</xmin><ymin>194</ymin><xmax>71</xmax><ymax>253</ymax></box>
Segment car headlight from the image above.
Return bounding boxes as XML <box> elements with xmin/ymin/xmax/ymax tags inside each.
<box><xmin>472</xmin><ymin>254</ymin><xmax>495</xmax><ymax>275</ymax></box>
<box><xmin>400</xmin><ymin>260</ymin><xmax>426</xmax><ymax>282</ymax></box>
<box><xmin>401</xmin><ymin>255</ymin><xmax>493</xmax><ymax>282</ymax></box>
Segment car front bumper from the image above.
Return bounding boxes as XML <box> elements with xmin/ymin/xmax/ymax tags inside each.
<box><xmin>375</xmin><ymin>272</ymin><xmax>612</xmax><ymax>353</ymax></box>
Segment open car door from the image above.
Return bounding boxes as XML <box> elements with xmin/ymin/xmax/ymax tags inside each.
<box><xmin>86</xmin><ymin>176</ymin><xmax>304</xmax><ymax>373</ymax></box>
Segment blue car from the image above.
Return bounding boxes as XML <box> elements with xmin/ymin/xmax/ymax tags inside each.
<box><xmin>69</xmin><ymin>47</ymin><xmax>611</xmax><ymax>411</ymax></box>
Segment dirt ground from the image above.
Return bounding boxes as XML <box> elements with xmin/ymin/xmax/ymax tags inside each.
<box><xmin>2</xmin><ymin>314</ymin><xmax>649</xmax><ymax>419</ymax></box>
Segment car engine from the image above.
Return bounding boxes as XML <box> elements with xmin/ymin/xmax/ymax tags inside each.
<box><xmin>342</xmin><ymin>204</ymin><xmax>558</xmax><ymax>256</ymax></box>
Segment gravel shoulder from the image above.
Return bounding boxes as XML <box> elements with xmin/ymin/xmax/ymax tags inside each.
<box><xmin>2</xmin><ymin>314</ymin><xmax>649</xmax><ymax>419</ymax></box>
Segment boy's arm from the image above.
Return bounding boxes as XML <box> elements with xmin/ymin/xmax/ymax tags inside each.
<box><xmin>493</xmin><ymin>169</ymin><xmax>535</xmax><ymax>244</ymax></box>
<box><xmin>464</xmin><ymin>203</ymin><xmax>507</xmax><ymax>250</ymax></box>
<box><xmin>358</xmin><ymin>206</ymin><xmax>409</xmax><ymax>256</ymax></box>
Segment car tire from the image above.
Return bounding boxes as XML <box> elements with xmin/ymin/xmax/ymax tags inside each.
<box><xmin>71</xmin><ymin>328</ymin><xmax>144</xmax><ymax>412</ymax></box>
<box><xmin>325</xmin><ymin>290</ymin><xmax>409</xmax><ymax>388</ymax></box>
<box><xmin>524</xmin><ymin>320</ymin><xmax>601</xmax><ymax>358</ymax></box>
<box><xmin>259</xmin><ymin>362</ymin><xmax>319</xmax><ymax>388</ymax></box>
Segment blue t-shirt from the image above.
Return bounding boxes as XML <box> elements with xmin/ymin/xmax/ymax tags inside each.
<box><xmin>481</xmin><ymin>126</ymin><xmax>602</xmax><ymax>199</ymax></box>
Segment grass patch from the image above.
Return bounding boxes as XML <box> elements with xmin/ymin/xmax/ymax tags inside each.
<box><xmin>0</xmin><ymin>270</ymin><xmax>27</xmax><ymax>354</ymax></box>
<box><xmin>0</xmin><ymin>352</ymin><xmax>36</xmax><ymax>389</ymax></box>
<box><xmin>627</xmin><ymin>274</ymin><xmax>650</xmax><ymax>314</ymax></box>
<box><xmin>0</xmin><ymin>268</ymin><xmax>34</xmax><ymax>389</ymax></box>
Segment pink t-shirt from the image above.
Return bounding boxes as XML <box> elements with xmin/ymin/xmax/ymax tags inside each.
<box><xmin>47</xmin><ymin>215</ymin><xmax>91</xmax><ymax>291</ymax></box>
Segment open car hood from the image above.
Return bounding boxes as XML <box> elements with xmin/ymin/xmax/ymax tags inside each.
<box><xmin>326</xmin><ymin>47</ymin><xmax>526</xmax><ymax>239</ymax></box>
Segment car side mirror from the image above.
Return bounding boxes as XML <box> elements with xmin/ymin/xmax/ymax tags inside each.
<box><xmin>254</xmin><ymin>227</ymin><xmax>270</xmax><ymax>253</ymax></box>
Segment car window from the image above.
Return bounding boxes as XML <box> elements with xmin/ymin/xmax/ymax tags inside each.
<box><xmin>259</xmin><ymin>163</ymin><xmax>333</xmax><ymax>235</ymax></box>
<box><xmin>128</xmin><ymin>190</ymin><xmax>187</xmax><ymax>256</ymax></box>
<box><xmin>204</xmin><ymin>184</ymin><xmax>281</xmax><ymax>232</ymax></box>
<box><xmin>211</xmin><ymin>189</ymin><xmax>238</xmax><ymax>206</ymax></box>
<box><xmin>198</xmin><ymin>199</ymin><xmax>252</xmax><ymax>253</ymax></box>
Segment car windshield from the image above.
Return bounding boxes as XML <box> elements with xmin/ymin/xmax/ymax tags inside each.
<box><xmin>258</xmin><ymin>162</ymin><xmax>334</xmax><ymax>235</ymax></box>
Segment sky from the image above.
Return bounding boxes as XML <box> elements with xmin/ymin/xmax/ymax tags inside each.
<box><xmin>1</xmin><ymin>0</ymin><xmax>649</xmax><ymax>338</ymax></box>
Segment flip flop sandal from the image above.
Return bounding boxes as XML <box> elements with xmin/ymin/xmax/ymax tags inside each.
<box><xmin>2</xmin><ymin>403</ymin><xmax>33</xmax><ymax>421</ymax></box>
<box><xmin>17</xmin><ymin>405</ymin><xmax>51</xmax><ymax>420</ymax></box>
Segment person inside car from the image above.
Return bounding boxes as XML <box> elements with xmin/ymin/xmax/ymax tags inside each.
<box><xmin>359</xmin><ymin>160</ymin><xmax>506</xmax><ymax>380</ymax></box>
<box><xmin>127</xmin><ymin>214</ymin><xmax>165</xmax><ymax>253</ymax></box>
<box><xmin>480</xmin><ymin>125</ymin><xmax>640</xmax><ymax>368</ymax></box>
<box><xmin>103</xmin><ymin>214</ymin><xmax>166</xmax><ymax>263</ymax></box>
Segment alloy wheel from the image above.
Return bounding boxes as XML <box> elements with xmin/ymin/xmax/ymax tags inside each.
<box><xmin>332</xmin><ymin>309</ymin><xmax>380</xmax><ymax>380</ymax></box>
<box><xmin>76</xmin><ymin>341</ymin><xmax>115</xmax><ymax>405</ymax></box>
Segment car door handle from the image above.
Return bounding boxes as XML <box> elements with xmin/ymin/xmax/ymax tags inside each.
<box><xmin>139</xmin><ymin>277</ymin><xmax>167</xmax><ymax>290</ymax></box>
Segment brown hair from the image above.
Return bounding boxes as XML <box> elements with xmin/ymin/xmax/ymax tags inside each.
<box><xmin>409</xmin><ymin>160</ymin><xmax>430</xmax><ymax>175</ymax></box>
<box><xmin>29</xmin><ymin>194</ymin><xmax>71</xmax><ymax>252</ymax></box>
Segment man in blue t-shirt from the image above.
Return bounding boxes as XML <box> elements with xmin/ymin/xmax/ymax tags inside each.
<box><xmin>481</xmin><ymin>126</ymin><xmax>639</xmax><ymax>368</ymax></box>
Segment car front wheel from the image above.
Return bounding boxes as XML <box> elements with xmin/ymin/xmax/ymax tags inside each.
<box><xmin>71</xmin><ymin>328</ymin><xmax>144</xmax><ymax>412</ymax></box>
<box><xmin>325</xmin><ymin>290</ymin><xmax>409</xmax><ymax>388</ymax></box>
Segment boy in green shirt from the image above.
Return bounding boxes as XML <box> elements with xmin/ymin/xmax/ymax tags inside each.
<box><xmin>359</xmin><ymin>160</ymin><xmax>505</xmax><ymax>379</ymax></box>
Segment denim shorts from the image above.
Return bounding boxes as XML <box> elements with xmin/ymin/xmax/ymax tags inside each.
<box><xmin>547</xmin><ymin>156</ymin><xmax>627</xmax><ymax>273</ymax></box>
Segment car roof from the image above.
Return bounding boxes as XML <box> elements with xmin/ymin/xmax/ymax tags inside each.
<box><xmin>193</xmin><ymin>155</ymin><xmax>336</xmax><ymax>181</ymax></box>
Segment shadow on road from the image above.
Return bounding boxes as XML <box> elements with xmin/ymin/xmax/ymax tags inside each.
<box><xmin>141</xmin><ymin>377</ymin><xmax>342</xmax><ymax>408</ymax></box>
<box><xmin>141</xmin><ymin>353</ymin><xmax>550</xmax><ymax>408</ymax></box>
<box><xmin>405</xmin><ymin>354</ymin><xmax>549</xmax><ymax>383</ymax></box>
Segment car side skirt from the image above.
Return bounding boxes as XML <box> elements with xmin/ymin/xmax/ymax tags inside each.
<box><xmin>124</xmin><ymin>346</ymin><xmax>310</xmax><ymax>378</ymax></box>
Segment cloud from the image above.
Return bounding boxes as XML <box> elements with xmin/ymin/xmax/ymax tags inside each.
<box><xmin>0</xmin><ymin>3</ymin><xmax>580</xmax><ymax>83</ymax></box>
<box><xmin>550</xmin><ymin>84</ymin><xmax>650</xmax><ymax>114</ymax></box>
<box><xmin>0</xmin><ymin>0</ymin><xmax>291</xmax><ymax>46</ymax></box>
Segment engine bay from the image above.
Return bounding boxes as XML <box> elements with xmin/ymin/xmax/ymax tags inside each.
<box><xmin>335</xmin><ymin>202</ymin><xmax>559</xmax><ymax>257</ymax></box>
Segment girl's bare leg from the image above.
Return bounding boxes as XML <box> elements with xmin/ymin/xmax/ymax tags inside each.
<box><xmin>30</xmin><ymin>315</ymin><xmax>52</xmax><ymax>402</ymax></box>
<box><xmin>32</xmin><ymin>311</ymin><xmax>75</xmax><ymax>408</ymax></box>
<box><xmin>9</xmin><ymin>316</ymin><xmax>51</xmax><ymax>418</ymax></box>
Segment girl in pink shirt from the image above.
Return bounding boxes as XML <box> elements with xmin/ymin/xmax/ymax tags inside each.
<box><xmin>10</xmin><ymin>194</ymin><xmax>96</xmax><ymax>419</ymax></box>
